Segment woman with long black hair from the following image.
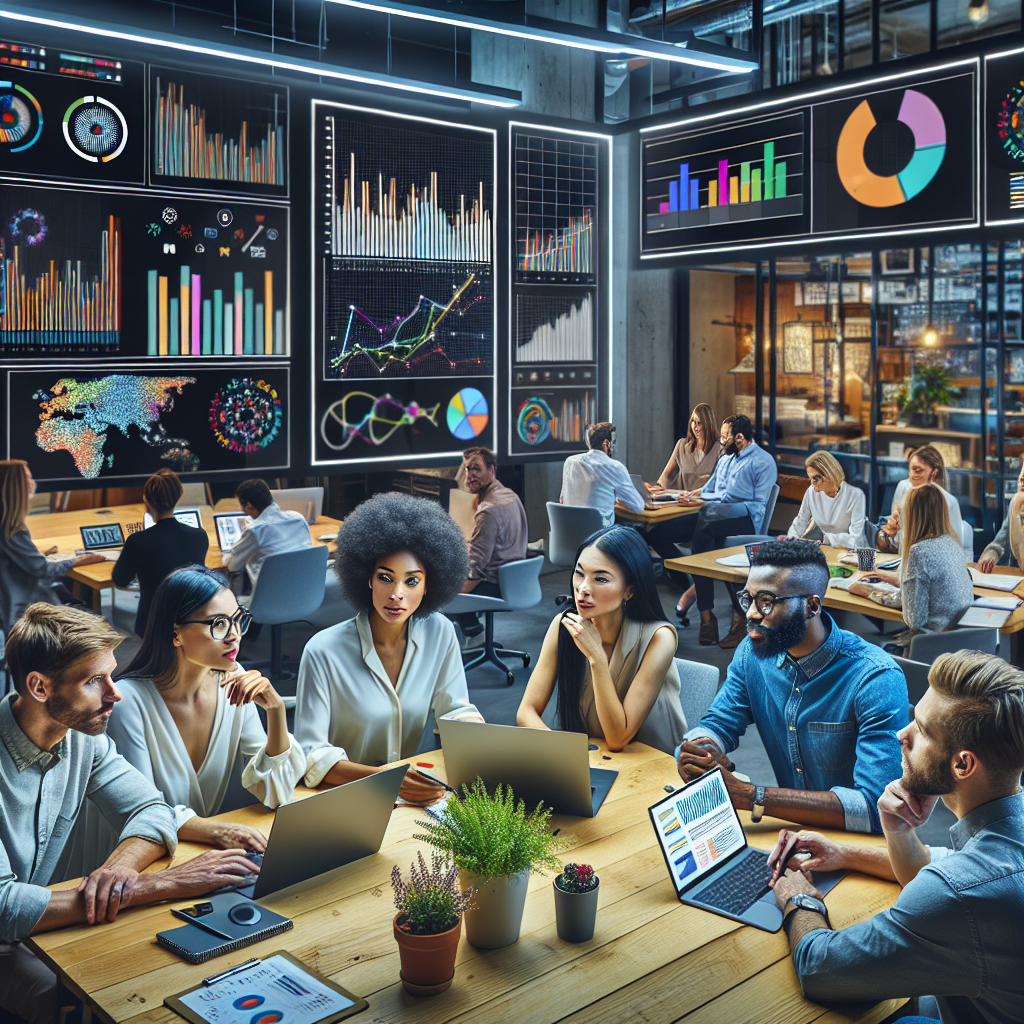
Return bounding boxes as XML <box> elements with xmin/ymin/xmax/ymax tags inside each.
<box><xmin>516</xmin><ymin>526</ymin><xmax>685</xmax><ymax>753</ymax></box>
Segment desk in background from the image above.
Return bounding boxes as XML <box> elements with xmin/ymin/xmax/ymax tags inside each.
<box><xmin>615</xmin><ymin>497</ymin><xmax>703</xmax><ymax>530</ymax></box>
<box><xmin>31</xmin><ymin>744</ymin><xmax>905</xmax><ymax>1024</ymax></box>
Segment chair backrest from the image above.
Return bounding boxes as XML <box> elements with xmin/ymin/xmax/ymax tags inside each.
<box><xmin>546</xmin><ymin>502</ymin><xmax>606</xmax><ymax>567</ymax></box>
<box><xmin>760</xmin><ymin>482</ymin><xmax>780</xmax><ymax>534</ymax></box>
<box><xmin>674</xmin><ymin>657</ymin><xmax>719</xmax><ymax>729</ymax></box>
<box><xmin>906</xmin><ymin>626</ymin><xmax>999</xmax><ymax>664</ymax></box>
<box><xmin>497</xmin><ymin>555</ymin><xmax>544</xmax><ymax>611</ymax></box>
<box><xmin>960</xmin><ymin>521</ymin><xmax>976</xmax><ymax>560</ymax></box>
<box><xmin>892</xmin><ymin>655</ymin><xmax>932</xmax><ymax>710</ymax></box>
<box><xmin>271</xmin><ymin>486</ymin><xmax>324</xmax><ymax>522</ymax></box>
<box><xmin>179</xmin><ymin>482</ymin><xmax>210</xmax><ymax>507</ymax></box>
<box><xmin>448</xmin><ymin>487</ymin><xmax>477</xmax><ymax>542</ymax></box>
<box><xmin>248</xmin><ymin>546</ymin><xmax>329</xmax><ymax>625</ymax></box>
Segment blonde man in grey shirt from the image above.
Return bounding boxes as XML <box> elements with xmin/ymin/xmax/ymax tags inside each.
<box><xmin>0</xmin><ymin>605</ymin><xmax>263</xmax><ymax>1024</ymax></box>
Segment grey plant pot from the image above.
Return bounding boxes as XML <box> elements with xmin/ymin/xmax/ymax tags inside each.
<box><xmin>553</xmin><ymin>876</ymin><xmax>599</xmax><ymax>943</ymax></box>
<box><xmin>460</xmin><ymin>868</ymin><xmax>530</xmax><ymax>949</ymax></box>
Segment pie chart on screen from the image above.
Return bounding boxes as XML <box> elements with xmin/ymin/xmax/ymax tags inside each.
<box><xmin>447</xmin><ymin>388</ymin><xmax>489</xmax><ymax>440</ymax></box>
<box><xmin>836</xmin><ymin>89</ymin><xmax>946</xmax><ymax>207</ymax></box>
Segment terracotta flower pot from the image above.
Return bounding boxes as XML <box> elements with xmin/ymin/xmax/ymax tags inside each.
<box><xmin>553</xmin><ymin>876</ymin><xmax>600</xmax><ymax>943</ymax></box>
<box><xmin>393</xmin><ymin>913</ymin><xmax>462</xmax><ymax>996</ymax></box>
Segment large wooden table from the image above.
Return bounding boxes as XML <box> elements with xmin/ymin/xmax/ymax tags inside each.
<box><xmin>616</xmin><ymin>498</ymin><xmax>703</xmax><ymax>529</ymax></box>
<box><xmin>666</xmin><ymin>544</ymin><xmax>1024</xmax><ymax>659</ymax></box>
<box><xmin>27</xmin><ymin>502</ymin><xmax>342</xmax><ymax>612</ymax></box>
<box><xmin>31</xmin><ymin>744</ymin><xmax>906</xmax><ymax>1024</ymax></box>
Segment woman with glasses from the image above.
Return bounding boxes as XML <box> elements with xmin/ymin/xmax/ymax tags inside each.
<box><xmin>517</xmin><ymin>526</ymin><xmax>684</xmax><ymax>754</ymax></box>
<box><xmin>61</xmin><ymin>565</ymin><xmax>304</xmax><ymax>877</ymax></box>
<box><xmin>781</xmin><ymin>451</ymin><xmax>867</xmax><ymax>548</ymax></box>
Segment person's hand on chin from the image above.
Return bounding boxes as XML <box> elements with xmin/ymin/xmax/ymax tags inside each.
<box><xmin>877</xmin><ymin>779</ymin><xmax>940</xmax><ymax>834</ymax></box>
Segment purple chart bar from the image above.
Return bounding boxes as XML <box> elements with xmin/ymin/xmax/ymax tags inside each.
<box><xmin>718</xmin><ymin>159</ymin><xmax>729</xmax><ymax>206</ymax></box>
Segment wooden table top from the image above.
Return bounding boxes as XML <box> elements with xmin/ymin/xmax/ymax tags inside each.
<box><xmin>666</xmin><ymin>544</ymin><xmax>1024</xmax><ymax>635</ymax></box>
<box><xmin>30</xmin><ymin>744</ymin><xmax>904</xmax><ymax>1024</ymax></box>
<box><xmin>615</xmin><ymin>498</ymin><xmax>703</xmax><ymax>527</ymax></box>
<box><xmin>27</xmin><ymin>503</ymin><xmax>342</xmax><ymax>590</ymax></box>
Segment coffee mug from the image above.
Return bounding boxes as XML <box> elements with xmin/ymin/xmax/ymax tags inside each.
<box><xmin>856</xmin><ymin>548</ymin><xmax>876</xmax><ymax>571</ymax></box>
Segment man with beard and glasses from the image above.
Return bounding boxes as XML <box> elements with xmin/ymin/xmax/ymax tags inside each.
<box><xmin>765</xmin><ymin>651</ymin><xmax>1024</xmax><ymax>1024</ymax></box>
<box><xmin>676</xmin><ymin>540</ymin><xmax>907</xmax><ymax>833</ymax></box>
<box><xmin>0</xmin><ymin>604</ymin><xmax>262</xmax><ymax>1024</ymax></box>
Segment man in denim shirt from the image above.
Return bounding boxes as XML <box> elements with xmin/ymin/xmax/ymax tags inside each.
<box><xmin>677</xmin><ymin>540</ymin><xmax>907</xmax><ymax>832</ymax></box>
<box><xmin>0</xmin><ymin>605</ymin><xmax>261</xmax><ymax>1024</ymax></box>
<box><xmin>769</xmin><ymin>650</ymin><xmax>1024</xmax><ymax>1024</ymax></box>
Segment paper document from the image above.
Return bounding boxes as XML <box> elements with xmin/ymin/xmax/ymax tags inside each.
<box><xmin>715</xmin><ymin>553</ymin><xmax>750</xmax><ymax>568</ymax></box>
<box><xmin>969</xmin><ymin>568</ymin><xmax>1024</xmax><ymax>592</ymax></box>
<box><xmin>829</xmin><ymin>577</ymin><xmax>899</xmax><ymax>595</ymax></box>
<box><xmin>958</xmin><ymin>607</ymin><xmax>1011</xmax><ymax>629</ymax></box>
<box><xmin>973</xmin><ymin>594</ymin><xmax>1022</xmax><ymax>611</ymax></box>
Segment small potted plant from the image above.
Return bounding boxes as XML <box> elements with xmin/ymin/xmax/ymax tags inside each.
<box><xmin>415</xmin><ymin>779</ymin><xmax>564</xmax><ymax>949</ymax></box>
<box><xmin>553</xmin><ymin>863</ymin><xmax>600</xmax><ymax>943</ymax></box>
<box><xmin>391</xmin><ymin>850</ymin><xmax>478</xmax><ymax>997</ymax></box>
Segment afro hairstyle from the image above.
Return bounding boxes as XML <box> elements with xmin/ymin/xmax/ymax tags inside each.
<box><xmin>334</xmin><ymin>491</ymin><xmax>469</xmax><ymax>617</ymax></box>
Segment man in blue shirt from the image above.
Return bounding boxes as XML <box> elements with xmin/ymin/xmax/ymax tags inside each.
<box><xmin>677</xmin><ymin>540</ymin><xmax>907</xmax><ymax>833</ymax></box>
<box><xmin>769</xmin><ymin>649</ymin><xmax>1024</xmax><ymax>1024</ymax></box>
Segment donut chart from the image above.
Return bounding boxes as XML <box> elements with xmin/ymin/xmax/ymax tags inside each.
<box><xmin>0</xmin><ymin>82</ymin><xmax>42</xmax><ymax>152</ymax></box>
<box><xmin>836</xmin><ymin>89</ymin><xmax>945</xmax><ymax>207</ymax></box>
<box><xmin>517</xmin><ymin>397</ymin><xmax>553</xmax><ymax>446</ymax></box>
<box><xmin>63</xmin><ymin>96</ymin><xmax>128</xmax><ymax>163</ymax></box>
<box><xmin>446</xmin><ymin>387</ymin><xmax>488</xmax><ymax>440</ymax></box>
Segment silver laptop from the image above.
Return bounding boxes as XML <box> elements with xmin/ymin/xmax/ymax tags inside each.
<box><xmin>230</xmin><ymin>765</ymin><xmax>407</xmax><ymax>901</ymax></box>
<box><xmin>438</xmin><ymin>719</ymin><xmax>617</xmax><ymax>817</ymax></box>
<box><xmin>648</xmin><ymin>768</ymin><xmax>844</xmax><ymax>932</ymax></box>
<box><xmin>144</xmin><ymin>506</ymin><xmax>202</xmax><ymax>530</ymax></box>
<box><xmin>213</xmin><ymin>512</ymin><xmax>253</xmax><ymax>552</ymax></box>
<box><xmin>629</xmin><ymin>473</ymin><xmax>676</xmax><ymax>508</ymax></box>
<box><xmin>77</xmin><ymin>522</ymin><xmax>124</xmax><ymax>559</ymax></box>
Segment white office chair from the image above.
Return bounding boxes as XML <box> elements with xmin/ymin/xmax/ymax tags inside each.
<box><xmin>272</xmin><ymin>487</ymin><xmax>324</xmax><ymax>523</ymax></box>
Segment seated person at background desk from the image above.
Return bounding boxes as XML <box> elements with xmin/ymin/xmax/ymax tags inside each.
<box><xmin>677</xmin><ymin>541</ymin><xmax>907</xmax><ymax>833</ymax></box>
<box><xmin>295</xmin><ymin>493</ymin><xmax>484</xmax><ymax>807</ymax></box>
<box><xmin>767</xmin><ymin>650</ymin><xmax>1024</xmax><ymax>1024</ymax></box>
<box><xmin>455</xmin><ymin>445</ymin><xmax>528</xmax><ymax>638</ymax></box>
<box><xmin>0</xmin><ymin>604</ymin><xmax>260</xmax><ymax>1024</ymax></box>
<box><xmin>62</xmin><ymin>565</ymin><xmax>305</xmax><ymax>878</ymax></box>
<box><xmin>655</xmin><ymin>402</ymin><xmax>722</xmax><ymax>493</ymax></box>
<box><xmin>0</xmin><ymin>460</ymin><xmax>105</xmax><ymax>636</ymax></box>
<box><xmin>850</xmin><ymin>484</ymin><xmax>974</xmax><ymax>655</ymax></box>
<box><xmin>517</xmin><ymin>525</ymin><xmax>685</xmax><ymax>755</ymax></box>
<box><xmin>560</xmin><ymin>421</ymin><xmax>643</xmax><ymax>528</ymax></box>
<box><xmin>977</xmin><ymin>456</ymin><xmax>1024</xmax><ymax>572</ymax></box>
<box><xmin>781</xmin><ymin>451</ymin><xmax>866</xmax><ymax>549</ymax></box>
<box><xmin>876</xmin><ymin>444</ymin><xmax>967</xmax><ymax>560</ymax></box>
<box><xmin>110</xmin><ymin>468</ymin><xmax>209</xmax><ymax>637</ymax></box>
<box><xmin>226</xmin><ymin>477</ymin><xmax>311</xmax><ymax>588</ymax></box>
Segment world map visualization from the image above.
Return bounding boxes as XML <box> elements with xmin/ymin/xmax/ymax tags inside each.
<box><xmin>33</xmin><ymin>374</ymin><xmax>197</xmax><ymax>478</ymax></box>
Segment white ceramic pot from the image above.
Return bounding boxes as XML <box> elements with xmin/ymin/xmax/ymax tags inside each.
<box><xmin>459</xmin><ymin>868</ymin><xmax>530</xmax><ymax>949</ymax></box>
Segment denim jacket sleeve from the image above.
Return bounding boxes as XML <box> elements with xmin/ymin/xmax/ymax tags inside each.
<box><xmin>682</xmin><ymin>643</ymin><xmax>753</xmax><ymax>755</ymax></box>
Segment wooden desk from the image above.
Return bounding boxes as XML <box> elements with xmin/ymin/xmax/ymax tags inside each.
<box><xmin>27</xmin><ymin>503</ymin><xmax>342</xmax><ymax>613</ymax></box>
<box><xmin>31</xmin><ymin>745</ymin><xmax>905</xmax><ymax>1024</ymax></box>
<box><xmin>666</xmin><ymin>545</ymin><xmax>1024</xmax><ymax>658</ymax></box>
<box><xmin>616</xmin><ymin>499</ymin><xmax>703</xmax><ymax>529</ymax></box>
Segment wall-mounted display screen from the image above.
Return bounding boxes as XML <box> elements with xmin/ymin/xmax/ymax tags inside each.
<box><xmin>5</xmin><ymin>364</ymin><xmax>289</xmax><ymax>482</ymax></box>
<box><xmin>642</xmin><ymin>111</ymin><xmax>807</xmax><ymax>254</ymax></box>
<box><xmin>312</xmin><ymin>102</ymin><xmax>495</xmax><ymax>466</ymax></box>
<box><xmin>0</xmin><ymin>35</ymin><xmax>145</xmax><ymax>185</ymax></box>
<box><xmin>985</xmin><ymin>51</ymin><xmax>1024</xmax><ymax>226</ymax></box>
<box><xmin>510</xmin><ymin>387</ymin><xmax>597</xmax><ymax>456</ymax></box>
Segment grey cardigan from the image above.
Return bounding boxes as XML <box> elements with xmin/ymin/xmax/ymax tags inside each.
<box><xmin>0</xmin><ymin>529</ymin><xmax>73</xmax><ymax>634</ymax></box>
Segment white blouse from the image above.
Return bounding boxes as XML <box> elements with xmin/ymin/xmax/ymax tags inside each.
<box><xmin>787</xmin><ymin>481</ymin><xmax>867</xmax><ymax>549</ymax></box>
<box><xmin>294</xmin><ymin>612</ymin><xmax>481</xmax><ymax>786</ymax></box>
<box><xmin>890</xmin><ymin>479</ymin><xmax>968</xmax><ymax>559</ymax></box>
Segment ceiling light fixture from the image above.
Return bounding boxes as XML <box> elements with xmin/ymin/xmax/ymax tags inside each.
<box><xmin>967</xmin><ymin>0</ymin><xmax>990</xmax><ymax>23</ymax></box>
<box><xmin>0</xmin><ymin>4</ymin><xmax>522</xmax><ymax>107</ymax></box>
<box><xmin>326</xmin><ymin>0</ymin><xmax>759</xmax><ymax>73</ymax></box>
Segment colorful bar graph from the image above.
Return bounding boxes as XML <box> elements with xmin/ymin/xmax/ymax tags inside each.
<box><xmin>518</xmin><ymin>209</ymin><xmax>592</xmax><ymax>275</ymax></box>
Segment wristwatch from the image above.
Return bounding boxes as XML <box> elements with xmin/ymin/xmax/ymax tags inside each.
<box><xmin>783</xmin><ymin>893</ymin><xmax>830</xmax><ymax>932</ymax></box>
<box><xmin>750</xmin><ymin>784</ymin><xmax>767</xmax><ymax>823</ymax></box>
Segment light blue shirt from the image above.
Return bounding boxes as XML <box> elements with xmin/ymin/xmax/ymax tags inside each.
<box><xmin>794</xmin><ymin>794</ymin><xmax>1024</xmax><ymax>1024</ymax></box>
<box><xmin>698</xmin><ymin>441</ymin><xmax>777</xmax><ymax>532</ymax></box>
<box><xmin>560</xmin><ymin>449</ymin><xmax>643</xmax><ymax>528</ymax></box>
<box><xmin>683</xmin><ymin>614</ymin><xmax>907</xmax><ymax>833</ymax></box>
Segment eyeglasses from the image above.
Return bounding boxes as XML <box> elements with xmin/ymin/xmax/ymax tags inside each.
<box><xmin>178</xmin><ymin>610</ymin><xmax>252</xmax><ymax>640</ymax></box>
<box><xmin>737</xmin><ymin>590</ymin><xmax>818</xmax><ymax>616</ymax></box>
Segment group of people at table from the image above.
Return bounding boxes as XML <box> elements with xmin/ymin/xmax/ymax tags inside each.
<box><xmin>0</xmin><ymin>436</ymin><xmax>1022</xmax><ymax>1024</ymax></box>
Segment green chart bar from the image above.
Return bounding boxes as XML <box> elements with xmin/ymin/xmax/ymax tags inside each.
<box><xmin>213</xmin><ymin>290</ymin><xmax>223</xmax><ymax>354</ymax></box>
<box><xmin>753</xmin><ymin>168</ymin><xmax>763</xmax><ymax>202</ymax></box>
<box><xmin>764</xmin><ymin>141</ymin><xmax>775</xmax><ymax>200</ymax></box>
<box><xmin>243</xmin><ymin>288</ymin><xmax>254</xmax><ymax>355</ymax></box>
<box><xmin>775</xmin><ymin>160</ymin><xmax>787</xmax><ymax>199</ymax></box>
<box><xmin>147</xmin><ymin>271</ymin><xmax>158</xmax><ymax>355</ymax></box>
<box><xmin>740</xmin><ymin>162</ymin><xmax>750</xmax><ymax>201</ymax></box>
<box><xmin>202</xmin><ymin>299</ymin><xmax>212</xmax><ymax>355</ymax></box>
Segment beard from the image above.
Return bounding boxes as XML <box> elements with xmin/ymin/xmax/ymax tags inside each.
<box><xmin>724</xmin><ymin>440</ymin><xmax>738</xmax><ymax>456</ymax></box>
<box><xmin>46</xmin><ymin>691</ymin><xmax>113</xmax><ymax>736</ymax></box>
<box><xmin>902</xmin><ymin>748</ymin><xmax>957</xmax><ymax>797</ymax></box>
<box><xmin>747</xmin><ymin>605</ymin><xmax>809</xmax><ymax>659</ymax></box>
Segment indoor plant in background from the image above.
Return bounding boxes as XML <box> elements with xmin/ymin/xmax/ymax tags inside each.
<box><xmin>391</xmin><ymin>851</ymin><xmax>478</xmax><ymax>996</ymax></box>
<box><xmin>415</xmin><ymin>779</ymin><xmax>564</xmax><ymax>949</ymax></box>
<box><xmin>896</xmin><ymin>364</ymin><xmax>960</xmax><ymax>428</ymax></box>
<box><xmin>552</xmin><ymin>862</ymin><xmax>600</xmax><ymax>943</ymax></box>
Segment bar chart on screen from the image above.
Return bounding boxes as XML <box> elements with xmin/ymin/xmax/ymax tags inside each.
<box><xmin>515</xmin><ymin>291</ymin><xmax>594</xmax><ymax>363</ymax></box>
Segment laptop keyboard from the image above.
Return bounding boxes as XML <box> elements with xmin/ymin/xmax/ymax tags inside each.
<box><xmin>208</xmin><ymin>851</ymin><xmax>263</xmax><ymax>895</ymax></box>
<box><xmin>694</xmin><ymin>850</ymin><xmax>771</xmax><ymax>917</ymax></box>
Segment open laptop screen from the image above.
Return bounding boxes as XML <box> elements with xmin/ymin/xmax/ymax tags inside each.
<box><xmin>79</xmin><ymin>523</ymin><xmax>125</xmax><ymax>550</ymax></box>
<box><xmin>649</xmin><ymin>769</ymin><xmax>746</xmax><ymax>892</ymax></box>
<box><xmin>144</xmin><ymin>507</ymin><xmax>201</xmax><ymax>530</ymax></box>
<box><xmin>214</xmin><ymin>513</ymin><xmax>252</xmax><ymax>552</ymax></box>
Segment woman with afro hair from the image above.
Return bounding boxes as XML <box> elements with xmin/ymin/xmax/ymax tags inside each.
<box><xmin>294</xmin><ymin>492</ymin><xmax>484</xmax><ymax>806</ymax></box>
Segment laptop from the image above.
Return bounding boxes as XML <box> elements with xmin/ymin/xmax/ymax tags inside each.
<box><xmin>213</xmin><ymin>512</ymin><xmax>253</xmax><ymax>552</ymax></box>
<box><xmin>438</xmin><ymin>719</ymin><xmax>617</xmax><ymax>818</ymax></box>
<box><xmin>77</xmin><ymin>522</ymin><xmax>125</xmax><ymax>559</ymax></box>
<box><xmin>630</xmin><ymin>473</ymin><xmax>677</xmax><ymax>508</ymax></box>
<box><xmin>144</xmin><ymin>506</ymin><xmax>202</xmax><ymax>530</ymax></box>
<box><xmin>648</xmin><ymin>768</ymin><xmax>845</xmax><ymax>932</ymax></box>
<box><xmin>234</xmin><ymin>764</ymin><xmax>407</xmax><ymax>901</ymax></box>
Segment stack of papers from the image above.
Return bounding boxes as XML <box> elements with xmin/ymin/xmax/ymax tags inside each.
<box><xmin>969</xmin><ymin>568</ymin><xmax>1024</xmax><ymax>592</ymax></box>
<box><xmin>829</xmin><ymin>577</ymin><xmax>899</xmax><ymax>594</ymax></box>
<box><xmin>973</xmin><ymin>594</ymin><xmax>1022</xmax><ymax>611</ymax></box>
<box><xmin>715</xmin><ymin>552</ymin><xmax>750</xmax><ymax>568</ymax></box>
<box><xmin>959</xmin><ymin>607</ymin><xmax>1012</xmax><ymax>629</ymax></box>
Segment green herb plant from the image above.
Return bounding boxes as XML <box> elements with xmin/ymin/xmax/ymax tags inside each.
<box><xmin>391</xmin><ymin>850</ymin><xmax>478</xmax><ymax>936</ymax></box>
<box><xmin>414</xmin><ymin>778</ymin><xmax>565</xmax><ymax>880</ymax></box>
<box><xmin>896</xmin><ymin>364</ymin><xmax>960</xmax><ymax>420</ymax></box>
<box><xmin>556</xmin><ymin>863</ymin><xmax>598</xmax><ymax>893</ymax></box>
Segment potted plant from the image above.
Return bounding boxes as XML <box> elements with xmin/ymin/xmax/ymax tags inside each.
<box><xmin>415</xmin><ymin>779</ymin><xmax>564</xmax><ymax>949</ymax></box>
<box><xmin>391</xmin><ymin>850</ymin><xmax>478</xmax><ymax>997</ymax></box>
<box><xmin>896</xmin><ymin>364</ymin><xmax>960</xmax><ymax>428</ymax></box>
<box><xmin>553</xmin><ymin>863</ymin><xmax>600</xmax><ymax>943</ymax></box>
